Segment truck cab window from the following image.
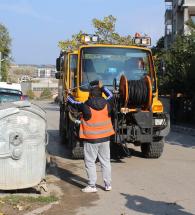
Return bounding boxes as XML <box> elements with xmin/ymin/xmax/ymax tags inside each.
<box><xmin>69</xmin><ymin>54</ymin><xmax>78</xmax><ymax>89</ymax></box>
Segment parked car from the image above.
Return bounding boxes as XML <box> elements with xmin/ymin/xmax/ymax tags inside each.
<box><xmin>0</xmin><ymin>82</ymin><xmax>21</xmax><ymax>91</ymax></box>
<box><xmin>0</xmin><ymin>88</ymin><xmax>24</xmax><ymax>103</ymax></box>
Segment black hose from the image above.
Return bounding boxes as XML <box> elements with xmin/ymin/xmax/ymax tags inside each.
<box><xmin>120</xmin><ymin>114</ymin><xmax>131</xmax><ymax>157</ymax></box>
<box><xmin>127</xmin><ymin>78</ymin><xmax>149</xmax><ymax>108</ymax></box>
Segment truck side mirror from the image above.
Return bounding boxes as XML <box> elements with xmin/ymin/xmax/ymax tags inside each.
<box><xmin>56</xmin><ymin>57</ymin><xmax>61</xmax><ymax>71</ymax></box>
<box><xmin>55</xmin><ymin>72</ymin><xmax>61</xmax><ymax>79</ymax></box>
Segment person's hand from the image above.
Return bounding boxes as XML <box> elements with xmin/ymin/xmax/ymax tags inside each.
<box><xmin>98</xmin><ymin>80</ymin><xmax>103</xmax><ymax>88</ymax></box>
<box><xmin>67</xmin><ymin>88</ymin><xmax>72</xmax><ymax>95</ymax></box>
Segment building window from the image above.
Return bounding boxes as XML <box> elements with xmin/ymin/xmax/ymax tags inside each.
<box><xmin>190</xmin><ymin>15</ymin><xmax>195</xmax><ymax>24</ymax></box>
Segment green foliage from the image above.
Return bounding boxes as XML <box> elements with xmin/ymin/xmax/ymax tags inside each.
<box><xmin>40</xmin><ymin>88</ymin><xmax>52</xmax><ymax>99</ymax></box>
<box><xmin>92</xmin><ymin>15</ymin><xmax>116</xmax><ymax>43</ymax></box>
<box><xmin>153</xmin><ymin>20</ymin><xmax>195</xmax><ymax>95</ymax></box>
<box><xmin>26</xmin><ymin>89</ymin><xmax>35</xmax><ymax>100</ymax></box>
<box><xmin>152</xmin><ymin>36</ymin><xmax>165</xmax><ymax>55</ymax></box>
<box><xmin>0</xmin><ymin>195</ymin><xmax>58</xmax><ymax>204</ymax></box>
<box><xmin>92</xmin><ymin>15</ymin><xmax>132</xmax><ymax>45</ymax></box>
<box><xmin>1</xmin><ymin>60</ymin><xmax>10</xmax><ymax>81</ymax></box>
<box><xmin>58</xmin><ymin>15</ymin><xmax>132</xmax><ymax>50</ymax></box>
<box><xmin>0</xmin><ymin>23</ymin><xmax>11</xmax><ymax>81</ymax></box>
<box><xmin>58</xmin><ymin>30</ymin><xmax>84</xmax><ymax>51</ymax></box>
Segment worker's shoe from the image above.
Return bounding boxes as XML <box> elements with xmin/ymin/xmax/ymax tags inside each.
<box><xmin>81</xmin><ymin>186</ymin><xmax>97</xmax><ymax>193</ymax></box>
<box><xmin>105</xmin><ymin>183</ymin><xmax>112</xmax><ymax>191</ymax></box>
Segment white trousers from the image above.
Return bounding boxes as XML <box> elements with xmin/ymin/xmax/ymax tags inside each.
<box><xmin>84</xmin><ymin>141</ymin><xmax>111</xmax><ymax>187</ymax></box>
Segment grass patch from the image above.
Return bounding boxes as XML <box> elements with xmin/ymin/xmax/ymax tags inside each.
<box><xmin>0</xmin><ymin>195</ymin><xmax>58</xmax><ymax>205</ymax></box>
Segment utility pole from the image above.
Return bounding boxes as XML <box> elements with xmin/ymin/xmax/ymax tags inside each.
<box><xmin>0</xmin><ymin>52</ymin><xmax>5</xmax><ymax>81</ymax></box>
<box><xmin>0</xmin><ymin>52</ymin><xmax>2</xmax><ymax>81</ymax></box>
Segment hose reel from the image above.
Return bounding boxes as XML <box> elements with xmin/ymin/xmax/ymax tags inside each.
<box><xmin>119</xmin><ymin>75</ymin><xmax>152</xmax><ymax>110</ymax></box>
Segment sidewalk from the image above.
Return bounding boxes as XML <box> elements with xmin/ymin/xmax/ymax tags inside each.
<box><xmin>171</xmin><ymin>124</ymin><xmax>195</xmax><ymax>136</ymax></box>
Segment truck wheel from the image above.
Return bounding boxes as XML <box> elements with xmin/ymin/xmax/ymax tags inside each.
<box><xmin>59</xmin><ymin>109</ymin><xmax>69</xmax><ymax>145</ymax></box>
<box><xmin>68</xmin><ymin>121</ymin><xmax>84</xmax><ymax>159</ymax></box>
<box><xmin>60</xmin><ymin>124</ymin><xmax>67</xmax><ymax>145</ymax></box>
<box><xmin>72</xmin><ymin>143</ymin><xmax>84</xmax><ymax>159</ymax></box>
<box><xmin>67</xmin><ymin>120</ymin><xmax>75</xmax><ymax>149</ymax></box>
<box><xmin>141</xmin><ymin>139</ymin><xmax>164</xmax><ymax>158</ymax></box>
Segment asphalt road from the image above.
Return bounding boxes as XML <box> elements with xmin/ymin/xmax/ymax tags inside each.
<box><xmin>40</xmin><ymin>101</ymin><xmax>195</xmax><ymax>215</ymax></box>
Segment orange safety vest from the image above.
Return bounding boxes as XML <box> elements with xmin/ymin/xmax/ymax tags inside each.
<box><xmin>79</xmin><ymin>105</ymin><xmax>115</xmax><ymax>140</ymax></box>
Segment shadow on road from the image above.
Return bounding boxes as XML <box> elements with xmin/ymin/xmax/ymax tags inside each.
<box><xmin>49</xmin><ymin>163</ymin><xmax>87</xmax><ymax>189</ymax></box>
<box><xmin>166</xmin><ymin>132</ymin><xmax>195</xmax><ymax>149</ymax></box>
<box><xmin>47</xmin><ymin>129</ymin><xmax>72</xmax><ymax>159</ymax></box>
<box><xmin>49</xmin><ymin>163</ymin><xmax>104</xmax><ymax>190</ymax></box>
<box><xmin>110</xmin><ymin>143</ymin><xmax>144</xmax><ymax>161</ymax></box>
<box><xmin>0</xmin><ymin>187</ymin><xmax>39</xmax><ymax>195</ymax></box>
<box><xmin>121</xmin><ymin>193</ymin><xmax>193</xmax><ymax>215</ymax></box>
<box><xmin>130</xmin><ymin>149</ymin><xmax>144</xmax><ymax>158</ymax></box>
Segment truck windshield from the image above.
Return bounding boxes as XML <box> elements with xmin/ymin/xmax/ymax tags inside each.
<box><xmin>81</xmin><ymin>47</ymin><xmax>151</xmax><ymax>89</ymax></box>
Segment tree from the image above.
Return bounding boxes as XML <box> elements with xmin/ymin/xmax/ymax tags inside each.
<box><xmin>40</xmin><ymin>88</ymin><xmax>52</xmax><ymax>100</ymax></box>
<box><xmin>26</xmin><ymin>89</ymin><xmax>35</xmax><ymax>100</ymax></box>
<box><xmin>0</xmin><ymin>23</ymin><xmax>11</xmax><ymax>81</ymax></box>
<box><xmin>92</xmin><ymin>15</ymin><xmax>116</xmax><ymax>43</ymax></box>
<box><xmin>58</xmin><ymin>30</ymin><xmax>85</xmax><ymax>51</ymax></box>
<box><xmin>58</xmin><ymin>15</ymin><xmax>132</xmax><ymax>51</ymax></box>
<box><xmin>152</xmin><ymin>36</ymin><xmax>165</xmax><ymax>55</ymax></box>
<box><xmin>92</xmin><ymin>15</ymin><xmax>132</xmax><ymax>45</ymax></box>
<box><xmin>153</xmin><ymin>19</ymin><xmax>195</xmax><ymax>95</ymax></box>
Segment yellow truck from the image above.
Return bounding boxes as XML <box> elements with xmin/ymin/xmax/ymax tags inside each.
<box><xmin>55</xmin><ymin>34</ymin><xmax>170</xmax><ymax>159</ymax></box>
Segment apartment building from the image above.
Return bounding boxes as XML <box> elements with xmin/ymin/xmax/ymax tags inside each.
<box><xmin>21</xmin><ymin>78</ymin><xmax>58</xmax><ymax>97</ymax></box>
<box><xmin>165</xmin><ymin>0</ymin><xmax>195</xmax><ymax>48</ymax></box>
<box><xmin>37</xmin><ymin>67</ymin><xmax>56</xmax><ymax>78</ymax></box>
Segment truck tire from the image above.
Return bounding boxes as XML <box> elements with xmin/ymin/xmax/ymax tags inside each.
<box><xmin>141</xmin><ymin>139</ymin><xmax>164</xmax><ymax>158</ymax></box>
<box><xmin>60</xmin><ymin>123</ymin><xmax>67</xmax><ymax>145</ymax></box>
<box><xmin>72</xmin><ymin>143</ymin><xmax>84</xmax><ymax>159</ymax></box>
<box><xmin>68</xmin><ymin>121</ymin><xmax>84</xmax><ymax>159</ymax></box>
<box><xmin>59</xmin><ymin>107</ymin><xmax>68</xmax><ymax>145</ymax></box>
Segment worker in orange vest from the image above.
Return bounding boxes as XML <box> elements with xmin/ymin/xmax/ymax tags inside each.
<box><xmin>67</xmin><ymin>81</ymin><xmax>114</xmax><ymax>192</ymax></box>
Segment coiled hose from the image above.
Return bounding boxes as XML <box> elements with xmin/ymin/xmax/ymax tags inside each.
<box><xmin>127</xmin><ymin>79</ymin><xmax>148</xmax><ymax>107</ymax></box>
<box><xmin>119</xmin><ymin>75</ymin><xmax>152</xmax><ymax>109</ymax></box>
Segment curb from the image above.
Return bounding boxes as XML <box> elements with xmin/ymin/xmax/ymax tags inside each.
<box><xmin>171</xmin><ymin>125</ymin><xmax>195</xmax><ymax>136</ymax></box>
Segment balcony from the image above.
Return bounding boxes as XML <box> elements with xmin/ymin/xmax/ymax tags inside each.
<box><xmin>165</xmin><ymin>5</ymin><xmax>173</xmax><ymax>25</ymax></box>
<box><xmin>183</xmin><ymin>0</ymin><xmax>195</xmax><ymax>7</ymax></box>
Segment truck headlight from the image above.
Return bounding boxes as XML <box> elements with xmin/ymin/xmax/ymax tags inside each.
<box><xmin>92</xmin><ymin>35</ymin><xmax>99</xmax><ymax>42</ymax></box>
<box><xmin>134</xmin><ymin>38</ymin><xmax>141</xmax><ymax>45</ymax></box>
<box><xmin>141</xmin><ymin>38</ymin><xmax>151</xmax><ymax>46</ymax></box>
<box><xmin>154</xmin><ymin>119</ymin><xmax>164</xmax><ymax>126</ymax></box>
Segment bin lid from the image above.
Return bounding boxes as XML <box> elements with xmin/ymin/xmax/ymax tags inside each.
<box><xmin>0</xmin><ymin>107</ymin><xmax>19</xmax><ymax>120</ymax></box>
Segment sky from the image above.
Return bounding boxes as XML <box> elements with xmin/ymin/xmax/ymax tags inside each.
<box><xmin>0</xmin><ymin>0</ymin><xmax>165</xmax><ymax>65</ymax></box>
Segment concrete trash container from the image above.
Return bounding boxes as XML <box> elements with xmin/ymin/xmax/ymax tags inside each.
<box><xmin>0</xmin><ymin>101</ymin><xmax>47</xmax><ymax>190</ymax></box>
